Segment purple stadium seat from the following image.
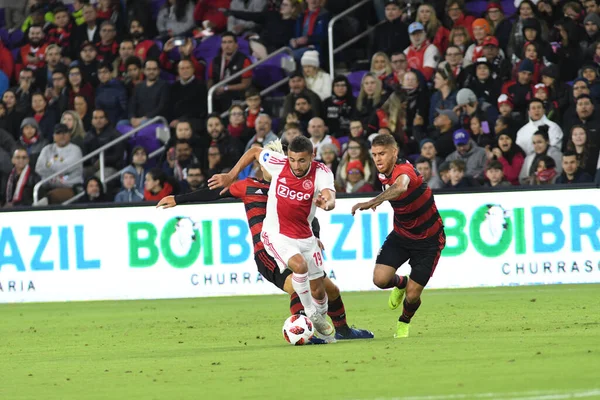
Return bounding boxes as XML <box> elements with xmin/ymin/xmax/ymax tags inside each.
<box><xmin>151</xmin><ymin>0</ymin><xmax>167</xmax><ymax>21</ymax></box>
<box><xmin>11</xmin><ymin>48</ymin><xmax>18</xmax><ymax>61</ymax></box>
<box><xmin>501</xmin><ymin>0</ymin><xmax>517</xmax><ymax>17</ymax></box>
<box><xmin>0</xmin><ymin>28</ymin><xmax>9</xmax><ymax>45</ymax></box>
<box><xmin>0</xmin><ymin>9</ymin><xmax>4</xmax><ymax>29</ymax></box>
<box><xmin>117</xmin><ymin>123</ymin><xmax>164</xmax><ymax>167</ymax></box>
<box><xmin>407</xmin><ymin>154</ymin><xmax>420</xmax><ymax>165</ymax></box>
<box><xmin>347</xmin><ymin>70</ymin><xmax>367</xmax><ymax>98</ymax></box>
<box><xmin>9</xmin><ymin>29</ymin><xmax>23</xmax><ymax>49</ymax></box>
<box><xmin>252</xmin><ymin>53</ymin><xmax>289</xmax><ymax>90</ymax></box>
<box><xmin>154</xmin><ymin>39</ymin><xmax>164</xmax><ymax>52</ymax></box>
<box><xmin>193</xmin><ymin>35</ymin><xmax>222</xmax><ymax>63</ymax></box>
<box><xmin>465</xmin><ymin>1</ymin><xmax>488</xmax><ymax>17</ymax></box>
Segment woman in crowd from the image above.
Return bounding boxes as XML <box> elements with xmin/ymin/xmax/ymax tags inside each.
<box><xmin>448</xmin><ymin>26</ymin><xmax>471</xmax><ymax>53</ymax></box>
<box><xmin>156</xmin><ymin>0</ymin><xmax>195</xmax><ymax>40</ymax></box>
<box><xmin>565</xmin><ymin>125</ymin><xmax>599</xmax><ymax>177</ymax></box>
<box><xmin>336</xmin><ymin>137</ymin><xmax>375</xmax><ymax>189</ymax></box>
<box><xmin>355</xmin><ymin>73</ymin><xmax>384</xmax><ymax>127</ymax></box>
<box><xmin>486</xmin><ymin>130</ymin><xmax>526</xmax><ymax>185</ymax></box>
<box><xmin>416</xmin><ymin>3</ymin><xmax>449</xmax><ymax>55</ymax></box>
<box><xmin>61</xmin><ymin>110</ymin><xmax>88</xmax><ymax>150</ymax></box>
<box><xmin>18</xmin><ymin>118</ymin><xmax>48</xmax><ymax>168</ymax></box>
<box><xmin>67</xmin><ymin>66</ymin><xmax>95</xmax><ymax>111</ymax></box>
<box><xmin>301</xmin><ymin>50</ymin><xmax>332</xmax><ymax>101</ymax></box>
<box><xmin>74</xmin><ymin>95</ymin><xmax>93</xmax><ymax>131</ymax></box>
<box><xmin>370</xmin><ymin>52</ymin><xmax>392</xmax><ymax>82</ymax></box>
<box><xmin>227</xmin><ymin>104</ymin><xmax>252</xmax><ymax>145</ymax></box>
<box><xmin>485</xmin><ymin>2</ymin><xmax>511</xmax><ymax>52</ymax></box>
<box><xmin>2</xmin><ymin>89</ymin><xmax>24</xmax><ymax>140</ymax></box>
<box><xmin>519</xmin><ymin>127</ymin><xmax>563</xmax><ymax>184</ymax></box>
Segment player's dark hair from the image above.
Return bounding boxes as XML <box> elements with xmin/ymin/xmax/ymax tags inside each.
<box><xmin>371</xmin><ymin>133</ymin><xmax>398</xmax><ymax>148</ymax></box>
<box><xmin>288</xmin><ymin>135</ymin><xmax>314</xmax><ymax>155</ymax></box>
<box><xmin>415</xmin><ymin>156</ymin><xmax>432</xmax><ymax>167</ymax></box>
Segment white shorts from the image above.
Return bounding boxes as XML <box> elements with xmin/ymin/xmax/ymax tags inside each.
<box><xmin>261</xmin><ymin>231</ymin><xmax>325</xmax><ymax>281</ymax></box>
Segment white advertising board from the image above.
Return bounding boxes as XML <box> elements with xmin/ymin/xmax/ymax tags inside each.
<box><xmin>1</xmin><ymin>188</ymin><xmax>599</xmax><ymax>303</ymax></box>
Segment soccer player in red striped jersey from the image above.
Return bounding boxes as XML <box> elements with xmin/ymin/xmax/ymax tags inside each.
<box><xmin>157</xmin><ymin>143</ymin><xmax>373</xmax><ymax>342</ymax></box>
<box><xmin>351</xmin><ymin>134</ymin><xmax>446</xmax><ymax>338</ymax></box>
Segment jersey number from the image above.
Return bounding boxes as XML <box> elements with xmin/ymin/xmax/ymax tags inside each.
<box><xmin>312</xmin><ymin>252</ymin><xmax>323</xmax><ymax>267</ymax></box>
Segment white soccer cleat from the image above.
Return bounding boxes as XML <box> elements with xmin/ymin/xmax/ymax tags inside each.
<box><xmin>308</xmin><ymin>313</ymin><xmax>337</xmax><ymax>343</ymax></box>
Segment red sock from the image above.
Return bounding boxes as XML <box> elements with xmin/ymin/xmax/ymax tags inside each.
<box><xmin>327</xmin><ymin>295</ymin><xmax>348</xmax><ymax>329</ymax></box>
<box><xmin>289</xmin><ymin>292</ymin><xmax>304</xmax><ymax>315</ymax></box>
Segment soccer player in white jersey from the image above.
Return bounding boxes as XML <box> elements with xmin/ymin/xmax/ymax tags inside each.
<box><xmin>209</xmin><ymin>136</ymin><xmax>338</xmax><ymax>342</ymax></box>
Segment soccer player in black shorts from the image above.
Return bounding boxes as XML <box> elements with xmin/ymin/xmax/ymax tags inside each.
<box><xmin>351</xmin><ymin>134</ymin><xmax>446</xmax><ymax>338</ymax></box>
<box><xmin>157</xmin><ymin>145</ymin><xmax>373</xmax><ymax>341</ymax></box>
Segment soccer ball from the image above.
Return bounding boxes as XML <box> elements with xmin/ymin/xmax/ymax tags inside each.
<box><xmin>282</xmin><ymin>314</ymin><xmax>314</xmax><ymax>345</ymax></box>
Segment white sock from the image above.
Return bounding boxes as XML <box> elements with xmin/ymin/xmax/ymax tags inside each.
<box><xmin>291</xmin><ymin>272</ymin><xmax>317</xmax><ymax>316</ymax></box>
<box><xmin>313</xmin><ymin>293</ymin><xmax>328</xmax><ymax>316</ymax></box>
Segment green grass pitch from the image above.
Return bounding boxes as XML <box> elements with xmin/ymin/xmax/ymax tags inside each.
<box><xmin>1</xmin><ymin>284</ymin><xmax>599</xmax><ymax>400</ymax></box>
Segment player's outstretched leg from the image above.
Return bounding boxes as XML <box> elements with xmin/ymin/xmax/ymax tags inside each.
<box><xmin>373</xmin><ymin>265</ymin><xmax>408</xmax><ymax>309</ymax></box>
<box><xmin>394</xmin><ymin>279</ymin><xmax>424</xmax><ymax>338</ymax></box>
<box><xmin>323</xmin><ymin>278</ymin><xmax>374</xmax><ymax>340</ymax></box>
<box><xmin>289</xmin><ymin>292</ymin><xmax>305</xmax><ymax>315</ymax></box>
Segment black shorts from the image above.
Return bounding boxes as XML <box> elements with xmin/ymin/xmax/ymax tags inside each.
<box><xmin>375</xmin><ymin>229</ymin><xmax>446</xmax><ymax>287</ymax></box>
<box><xmin>255</xmin><ymin>249</ymin><xmax>291</xmax><ymax>291</ymax></box>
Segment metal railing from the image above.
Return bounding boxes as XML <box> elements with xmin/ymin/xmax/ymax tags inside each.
<box><xmin>33</xmin><ymin>116</ymin><xmax>168</xmax><ymax>205</ymax></box>
<box><xmin>207</xmin><ymin>46</ymin><xmax>295</xmax><ymax>115</ymax></box>
<box><xmin>61</xmin><ymin>146</ymin><xmax>166</xmax><ymax>205</ymax></box>
<box><xmin>328</xmin><ymin>0</ymin><xmax>385</xmax><ymax>76</ymax></box>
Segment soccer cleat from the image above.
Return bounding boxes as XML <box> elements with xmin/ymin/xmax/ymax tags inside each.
<box><xmin>393</xmin><ymin>321</ymin><xmax>410</xmax><ymax>338</ymax></box>
<box><xmin>334</xmin><ymin>326</ymin><xmax>375</xmax><ymax>340</ymax></box>
<box><xmin>308</xmin><ymin>313</ymin><xmax>337</xmax><ymax>343</ymax></box>
<box><xmin>306</xmin><ymin>336</ymin><xmax>328</xmax><ymax>345</ymax></box>
<box><xmin>388</xmin><ymin>283</ymin><xmax>407</xmax><ymax>310</ymax></box>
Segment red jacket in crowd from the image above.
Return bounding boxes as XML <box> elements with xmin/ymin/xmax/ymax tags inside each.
<box><xmin>0</xmin><ymin>40</ymin><xmax>14</xmax><ymax>80</ymax></box>
<box><xmin>194</xmin><ymin>0</ymin><xmax>231</xmax><ymax>33</ymax></box>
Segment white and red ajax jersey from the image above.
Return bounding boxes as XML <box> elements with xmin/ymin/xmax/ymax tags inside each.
<box><xmin>259</xmin><ymin>149</ymin><xmax>335</xmax><ymax>239</ymax></box>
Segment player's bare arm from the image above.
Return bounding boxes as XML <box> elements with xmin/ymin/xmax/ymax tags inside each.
<box><xmin>315</xmin><ymin>188</ymin><xmax>335</xmax><ymax>211</ymax></box>
<box><xmin>156</xmin><ymin>195</ymin><xmax>176</xmax><ymax>209</ymax></box>
<box><xmin>208</xmin><ymin>147</ymin><xmax>262</xmax><ymax>194</ymax></box>
<box><xmin>351</xmin><ymin>174</ymin><xmax>410</xmax><ymax>215</ymax></box>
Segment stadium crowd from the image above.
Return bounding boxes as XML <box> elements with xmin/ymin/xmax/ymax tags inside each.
<box><xmin>0</xmin><ymin>0</ymin><xmax>599</xmax><ymax>208</ymax></box>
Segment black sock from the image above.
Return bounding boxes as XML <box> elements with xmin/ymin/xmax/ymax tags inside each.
<box><xmin>394</xmin><ymin>275</ymin><xmax>408</xmax><ymax>290</ymax></box>
<box><xmin>289</xmin><ymin>292</ymin><xmax>305</xmax><ymax>315</ymax></box>
<box><xmin>399</xmin><ymin>298</ymin><xmax>421</xmax><ymax>323</ymax></box>
<box><xmin>327</xmin><ymin>295</ymin><xmax>348</xmax><ymax>330</ymax></box>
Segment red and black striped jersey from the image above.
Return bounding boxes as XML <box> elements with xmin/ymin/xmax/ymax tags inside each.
<box><xmin>229</xmin><ymin>178</ymin><xmax>270</xmax><ymax>253</ymax></box>
<box><xmin>378</xmin><ymin>160</ymin><xmax>443</xmax><ymax>240</ymax></box>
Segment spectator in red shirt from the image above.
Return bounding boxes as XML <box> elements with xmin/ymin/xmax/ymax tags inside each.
<box><xmin>0</xmin><ymin>39</ymin><xmax>14</xmax><ymax>82</ymax></box>
<box><xmin>129</xmin><ymin>19</ymin><xmax>161</xmax><ymax>63</ymax></box>
<box><xmin>445</xmin><ymin>0</ymin><xmax>475</xmax><ymax>39</ymax></box>
<box><xmin>15</xmin><ymin>25</ymin><xmax>48</xmax><ymax>80</ymax></box>
<box><xmin>96</xmin><ymin>21</ymin><xmax>119</xmax><ymax>64</ymax></box>
<box><xmin>194</xmin><ymin>0</ymin><xmax>231</xmax><ymax>33</ymax></box>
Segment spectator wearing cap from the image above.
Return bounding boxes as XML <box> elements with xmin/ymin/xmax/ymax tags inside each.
<box><xmin>96</xmin><ymin>21</ymin><xmax>119</xmax><ymax>64</ymax></box>
<box><xmin>18</xmin><ymin>118</ymin><xmax>48</xmax><ymax>168</ymax></box>
<box><xmin>96</xmin><ymin>62</ymin><xmax>128</xmax><ymax>125</ymax></box>
<box><xmin>554</xmin><ymin>18</ymin><xmax>584</xmax><ymax>82</ymax></box>
<box><xmin>583</xmin><ymin>13</ymin><xmax>600</xmax><ymax>60</ymax></box>
<box><xmin>579</xmin><ymin>63</ymin><xmax>600</xmax><ymax>103</ymax></box>
<box><xmin>465</xmin><ymin>57</ymin><xmax>501</xmax><ymax>109</ymax></box>
<box><xmin>463</xmin><ymin>18</ymin><xmax>492</xmax><ymax>67</ymax></box>
<box><xmin>429</xmin><ymin>65</ymin><xmax>458</xmax><ymax>126</ymax></box>
<box><xmin>82</xmin><ymin>108</ymin><xmax>124</xmax><ymax>178</ymax></box>
<box><xmin>501</xmin><ymin>59</ymin><xmax>535</xmax><ymax>116</ymax></box>
<box><xmin>323</xmin><ymin>76</ymin><xmax>356</xmax><ymax>138</ymax></box>
<box><xmin>454</xmin><ymin>88</ymin><xmax>498</xmax><ymax>136</ymax></box>
<box><xmin>404</xmin><ymin>22</ymin><xmax>440</xmax><ymax>81</ymax></box>
<box><xmin>75</xmin><ymin>41</ymin><xmax>100</xmax><ymax>87</ymax></box>
<box><xmin>283</xmin><ymin>72</ymin><xmax>322</xmax><ymax>119</ymax></box>
<box><xmin>129</xmin><ymin>145</ymin><xmax>149</xmax><ymax>193</ymax></box>
<box><xmin>336</xmin><ymin>138</ymin><xmax>376</xmax><ymax>189</ymax></box>
<box><xmin>289</xmin><ymin>0</ymin><xmax>330</xmax><ymax>62</ymax></box>
<box><xmin>484</xmin><ymin>2</ymin><xmax>511</xmax><ymax>52</ymax></box>
<box><xmin>208</xmin><ymin>32</ymin><xmax>253</xmax><ymax>112</ymax></box>
<box><xmin>127</xmin><ymin>59</ymin><xmax>169</xmax><ymax>128</ymax></box>
<box><xmin>28</xmin><ymin>92</ymin><xmax>60</xmax><ymax>141</ymax></box>
<box><xmin>415</xmin><ymin>156</ymin><xmax>443</xmax><ymax>189</ymax></box>
<box><xmin>445</xmin><ymin>0</ymin><xmax>476</xmax><ymax>39</ymax></box>
<box><xmin>15</xmin><ymin>25</ymin><xmax>49</xmax><ymax>79</ymax></box>
<box><xmin>555</xmin><ymin>151</ymin><xmax>594</xmax><ymax>184</ymax></box>
<box><xmin>445</xmin><ymin>129</ymin><xmax>487</xmax><ymax>180</ymax></box>
<box><xmin>511</xmin><ymin>42</ymin><xmax>544</xmax><ymax>85</ymax></box>
<box><xmin>562</xmin><ymin>94</ymin><xmax>600</xmax><ymax>146</ymax></box>
<box><xmin>74</xmin><ymin>4</ymin><xmax>101</xmax><ymax>53</ymax></box>
<box><xmin>477</xmin><ymin>36</ymin><xmax>511</xmax><ymax>82</ymax></box>
<box><xmin>35</xmin><ymin>123</ymin><xmax>84</xmax><ymax>204</ymax></box>
<box><xmin>533</xmin><ymin>83</ymin><xmax>560</xmax><ymax>123</ymax></box>
<box><xmin>340</xmin><ymin>160</ymin><xmax>374</xmax><ymax>193</ymax></box>
<box><xmin>413</xmin><ymin>108</ymin><xmax>458</xmax><ymax>159</ymax></box>
<box><xmin>114</xmin><ymin>167</ymin><xmax>144</xmax><ymax>203</ymax></box>
<box><xmin>486</xmin><ymin>129</ymin><xmax>525</xmax><ymax>185</ymax></box>
<box><xmin>415</xmin><ymin>4</ymin><xmax>450</xmax><ymax>55</ymax></box>
<box><xmin>301</xmin><ymin>50</ymin><xmax>331</xmax><ymax>101</ymax></box>
<box><xmin>371</xmin><ymin>0</ymin><xmax>409</xmax><ymax>61</ymax></box>
<box><xmin>507</xmin><ymin>2</ymin><xmax>549</xmax><ymax>63</ymax></box>
<box><xmin>516</xmin><ymin>98</ymin><xmax>563</xmax><ymax>155</ymax></box>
